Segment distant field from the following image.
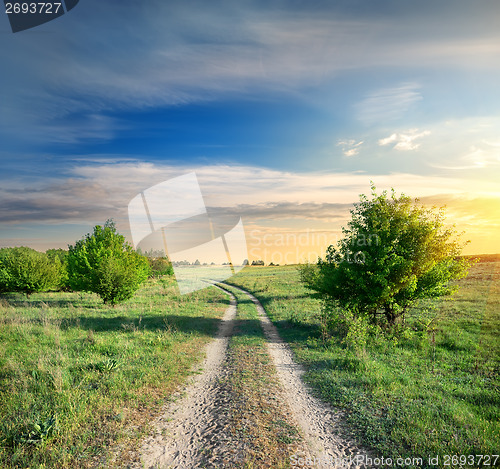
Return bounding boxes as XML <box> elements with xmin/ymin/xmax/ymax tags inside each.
<box><xmin>226</xmin><ymin>259</ymin><xmax>500</xmax><ymax>468</ymax></box>
<box><xmin>0</xmin><ymin>278</ymin><xmax>228</xmax><ymax>468</ymax></box>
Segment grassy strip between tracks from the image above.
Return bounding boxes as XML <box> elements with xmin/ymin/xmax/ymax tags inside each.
<box><xmin>212</xmin><ymin>284</ymin><xmax>304</xmax><ymax>469</ymax></box>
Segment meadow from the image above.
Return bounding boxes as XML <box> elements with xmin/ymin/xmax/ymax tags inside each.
<box><xmin>226</xmin><ymin>258</ymin><xmax>500</xmax><ymax>467</ymax></box>
<box><xmin>0</xmin><ymin>277</ymin><xmax>228</xmax><ymax>468</ymax></box>
<box><xmin>1</xmin><ymin>258</ymin><xmax>498</xmax><ymax>468</ymax></box>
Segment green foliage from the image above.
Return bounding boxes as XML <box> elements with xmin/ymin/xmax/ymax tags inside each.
<box><xmin>300</xmin><ymin>185</ymin><xmax>472</xmax><ymax>326</ymax></box>
<box><xmin>45</xmin><ymin>248</ymin><xmax>68</xmax><ymax>264</ymax></box>
<box><xmin>147</xmin><ymin>256</ymin><xmax>174</xmax><ymax>278</ymax></box>
<box><xmin>0</xmin><ymin>247</ymin><xmax>63</xmax><ymax>296</ymax></box>
<box><xmin>319</xmin><ymin>302</ymin><xmax>372</xmax><ymax>350</ymax></box>
<box><xmin>18</xmin><ymin>414</ymin><xmax>57</xmax><ymax>445</ymax></box>
<box><xmin>0</xmin><ymin>277</ymin><xmax>228</xmax><ymax>467</ymax></box>
<box><xmin>67</xmin><ymin>220</ymin><xmax>149</xmax><ymax>305</ymax></box>
<box><xmin>46</xmin><ymin>249</ymin><xmax>70</xmax><ymax>290</ymax></box>
<box><xmin>0</xmin><ymin>252</ymin><xmax>11</xmax><ymax>294</ymax></box>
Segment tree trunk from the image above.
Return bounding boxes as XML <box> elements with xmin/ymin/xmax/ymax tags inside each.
<box><xmin>384</xmin><ymin>304</ymin><xmax>396</xmax><ymax>325</ymax></box>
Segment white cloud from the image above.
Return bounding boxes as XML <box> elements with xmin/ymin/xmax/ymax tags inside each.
<box><xmin>378</xmin><ymin>129</ymin><xmax>431</xmax><ymax>151</ymax></box>
<box><xmin>3</xmin><ymin>159</ymin><xmax>500</xmax><ymax>254</ymax></box>
<box><xmin>419</xmin><ymin>117</ymin><xmax>500</xmax><ymax>170</ymax></box>
<box><xmin>2</xmin><ymin>160</ymin><xmax>498</xmax><ymax>226</ymax></box>
<box><xmin>461</xmin><ymin>141</ymin><xmax>500</xmax><ymax>168</ymax></box>
<box><xmin>378</xmin><ymin>134</ymin><xmax>398</xmax><ymax>146</ymax></box>
<box><xmin>337</xmin><ymin>139</ymin><xmax>364</xmax><ymax>157</ymax></box>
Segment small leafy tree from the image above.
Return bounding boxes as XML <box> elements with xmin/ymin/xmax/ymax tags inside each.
<box><xmin>0</xmin><ymin>247</ymin><xmax>63</xmax><ymax>296</ymax></box>
<box><xmin>301</xmin><ymin>185</ymin><xmax>471</xmax><ymax>328</ymax></box>
<box><xmin>46</xmin><ymin>248</ymin><xmax>70</xmax><ymax>290</ymax></box>
<box><xmin>147</xmin><ymin>257</ymin><xmax>174</xmax><ymax>278</ymax></box>
<box><xmin>67</xmin><ymin>220</ymin><xmax>149</xmax><ymax>305</ymax></box>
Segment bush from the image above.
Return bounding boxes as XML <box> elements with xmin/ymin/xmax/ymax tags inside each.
<box><xmin>147</xmin><ymin>257</ymin><xmax>174</xmax><ymax>278</ymax></box>
<box><xmin>0</xmin><ymin>247</ymin><xmax>63</xmax><ymax>296</ymax></box>
<box><xmin>317</xmin><ymin>301</ymin><xmax>371</xmax><ymax>350</ymax></box>
<box><xmin>67</xmin><ymin>220</ymin><xmax>149</xmax><ymax>305</ymax></box>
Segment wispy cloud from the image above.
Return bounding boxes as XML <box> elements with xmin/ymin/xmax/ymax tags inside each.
<box><xmin>454</xmin><ymin>141</ymin><xmax>500</xmax><ymax>169</ymax></box>
<box><xmin>419</xmin><ymin>117</ymin><xmax>500</xmax><ymax>170</ymax></box>
<box><xmin>378</xmin><ymin>129</ymin><xmax>431</xmax><ymax>151</ymax></box>
<box><xmin>2</xmin><ymin>2</ymin><xmax>500</xmax><ymax>143</ymax></box>
<box><xmin>2</xmin><ymin>159</ymin><xmax>499</xmax><ymax>254</ymax></box>
<box><xmin>2</xmin><ymin>160</ymin><xmax>497</xmax><ymax>225</ymax></box>
<box><xmin>355</xmin><ymin>83</ymin><xmax>422</xmax><ymax>125</ymax></box>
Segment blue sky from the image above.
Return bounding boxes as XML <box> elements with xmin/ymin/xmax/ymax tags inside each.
<box><xmin>1</xmin><ymin>0</ymin><xmax>500</xmax><ymax>257</ymax></box>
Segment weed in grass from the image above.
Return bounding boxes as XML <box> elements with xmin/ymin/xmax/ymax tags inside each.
<box><xmin>18</xmin><ymin>414</ymin><xmax>57</xmax><ymax>445</ymax></box>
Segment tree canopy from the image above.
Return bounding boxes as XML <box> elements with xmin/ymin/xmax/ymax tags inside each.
<box><xmin>0</xmin><ymin>247</ymin><xmax>63</xmax><ymax>296</ymax></box>
<box><xmin>301</xmin><ymin>185</ymin><xmax>471</xmax><ymax>326</ymax></box>
<box><xmin>67</xmin><ymin>220</ymin><xmax>149</xmax><ymax>305</ymax></box>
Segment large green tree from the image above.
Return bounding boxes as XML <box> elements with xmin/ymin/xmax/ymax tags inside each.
<box><xmin>0</xmin><ymin>247</ymin><xmax>63</xmax><ymax>296</ymax></box>
<box><xmin>301</xmin><ymin>186</ymin><xmax>471</xmax><ymax>326</ymax></box>
<box><xmin>67</xmin><ymin>220</ymin><xmax>149</xmax><ymax>305</ymax></box>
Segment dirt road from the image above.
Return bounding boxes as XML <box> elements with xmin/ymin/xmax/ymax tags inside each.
<box><xmin>132</xmin><ymin>284</ymin><xmax>371</xmax><ymax>468</ymax></box>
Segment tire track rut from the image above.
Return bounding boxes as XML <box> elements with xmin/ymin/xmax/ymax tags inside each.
<box><xmin>133</xmin><ymin>289</ymin><xmax>238</xmax><ymax>468</ymax></box>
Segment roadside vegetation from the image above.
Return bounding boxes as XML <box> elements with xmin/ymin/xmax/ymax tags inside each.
<box><xmin>0</xmin><ymin>247</ymin><xmax>65</xmax><ymax>297</ymax></box>
<box><xmin>299</xmin><ymin>186</ymin><xmax>472</xmax><ymax>335</ymax></box>
<box><xmin>226</xmin><ymin>259</ymin><xmax>499</xmax><ymax>467</ymax></box>
<box><xmin>0</xmin><ymin>220</ymin><xmax>173</xmax><ymax>306</ymax></box>
<box><xmin>0</xmin><ymin>276</ymin><xmax>228</xmax><ymax>468</ymax></box>
<box><xmin>1</xmin><ymin>206</ymin><xmax>498</xmax><ymax>468</ymax></box>
<box><xmin>67</xmin><ymin>220</ymin><xmax>150</xmax><ymax>305</ymax></box>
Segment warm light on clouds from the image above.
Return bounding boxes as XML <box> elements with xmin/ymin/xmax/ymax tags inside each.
<box><xmin>1</xmin><ymin>161</ymin><xmax>499</xmax><ymax>256</ymax></box>
<box><xmin>338</xmin><ymin>139</ymin><xmax>364</xmax><ymax>157</ymax></box>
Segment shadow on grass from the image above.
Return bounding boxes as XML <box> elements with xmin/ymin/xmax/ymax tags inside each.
<box><xmin>58</xmin><ymin>314</ymin><xmax>222</xmax><ymax>336</ymax></box>
<box><xmin>273</xmin><ymin>319</ymin><xmax>321</xmax><ymax>343</ymax></box>
<box><xmin>0</xmin><ymin>293</ymin><xmax>103</xmax><ymax>310</ymax></box>
<box><xmin>232</xmin><ymin>319</ymin><xmax>267</xmax><ymax>339</ymax></box>
<box><xmin>59</xmin><ymin>315</ymin><xmax>290</xmax><ymax>343</ymax></box>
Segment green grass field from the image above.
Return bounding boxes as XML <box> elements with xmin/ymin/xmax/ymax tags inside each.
<box><xmin>226</xmin><ymin>259</ymin><xmax>500</xmax><ymax>468</ymax></box>
<box><xmin>0</xmin><ymin>277</ymin><xmax>228</xmax><ymax>468</ymax></box>
<box><xmin>1</xmin><ymin>259</ymin><xmax>498</xmax><ymax>468</ymax></box>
